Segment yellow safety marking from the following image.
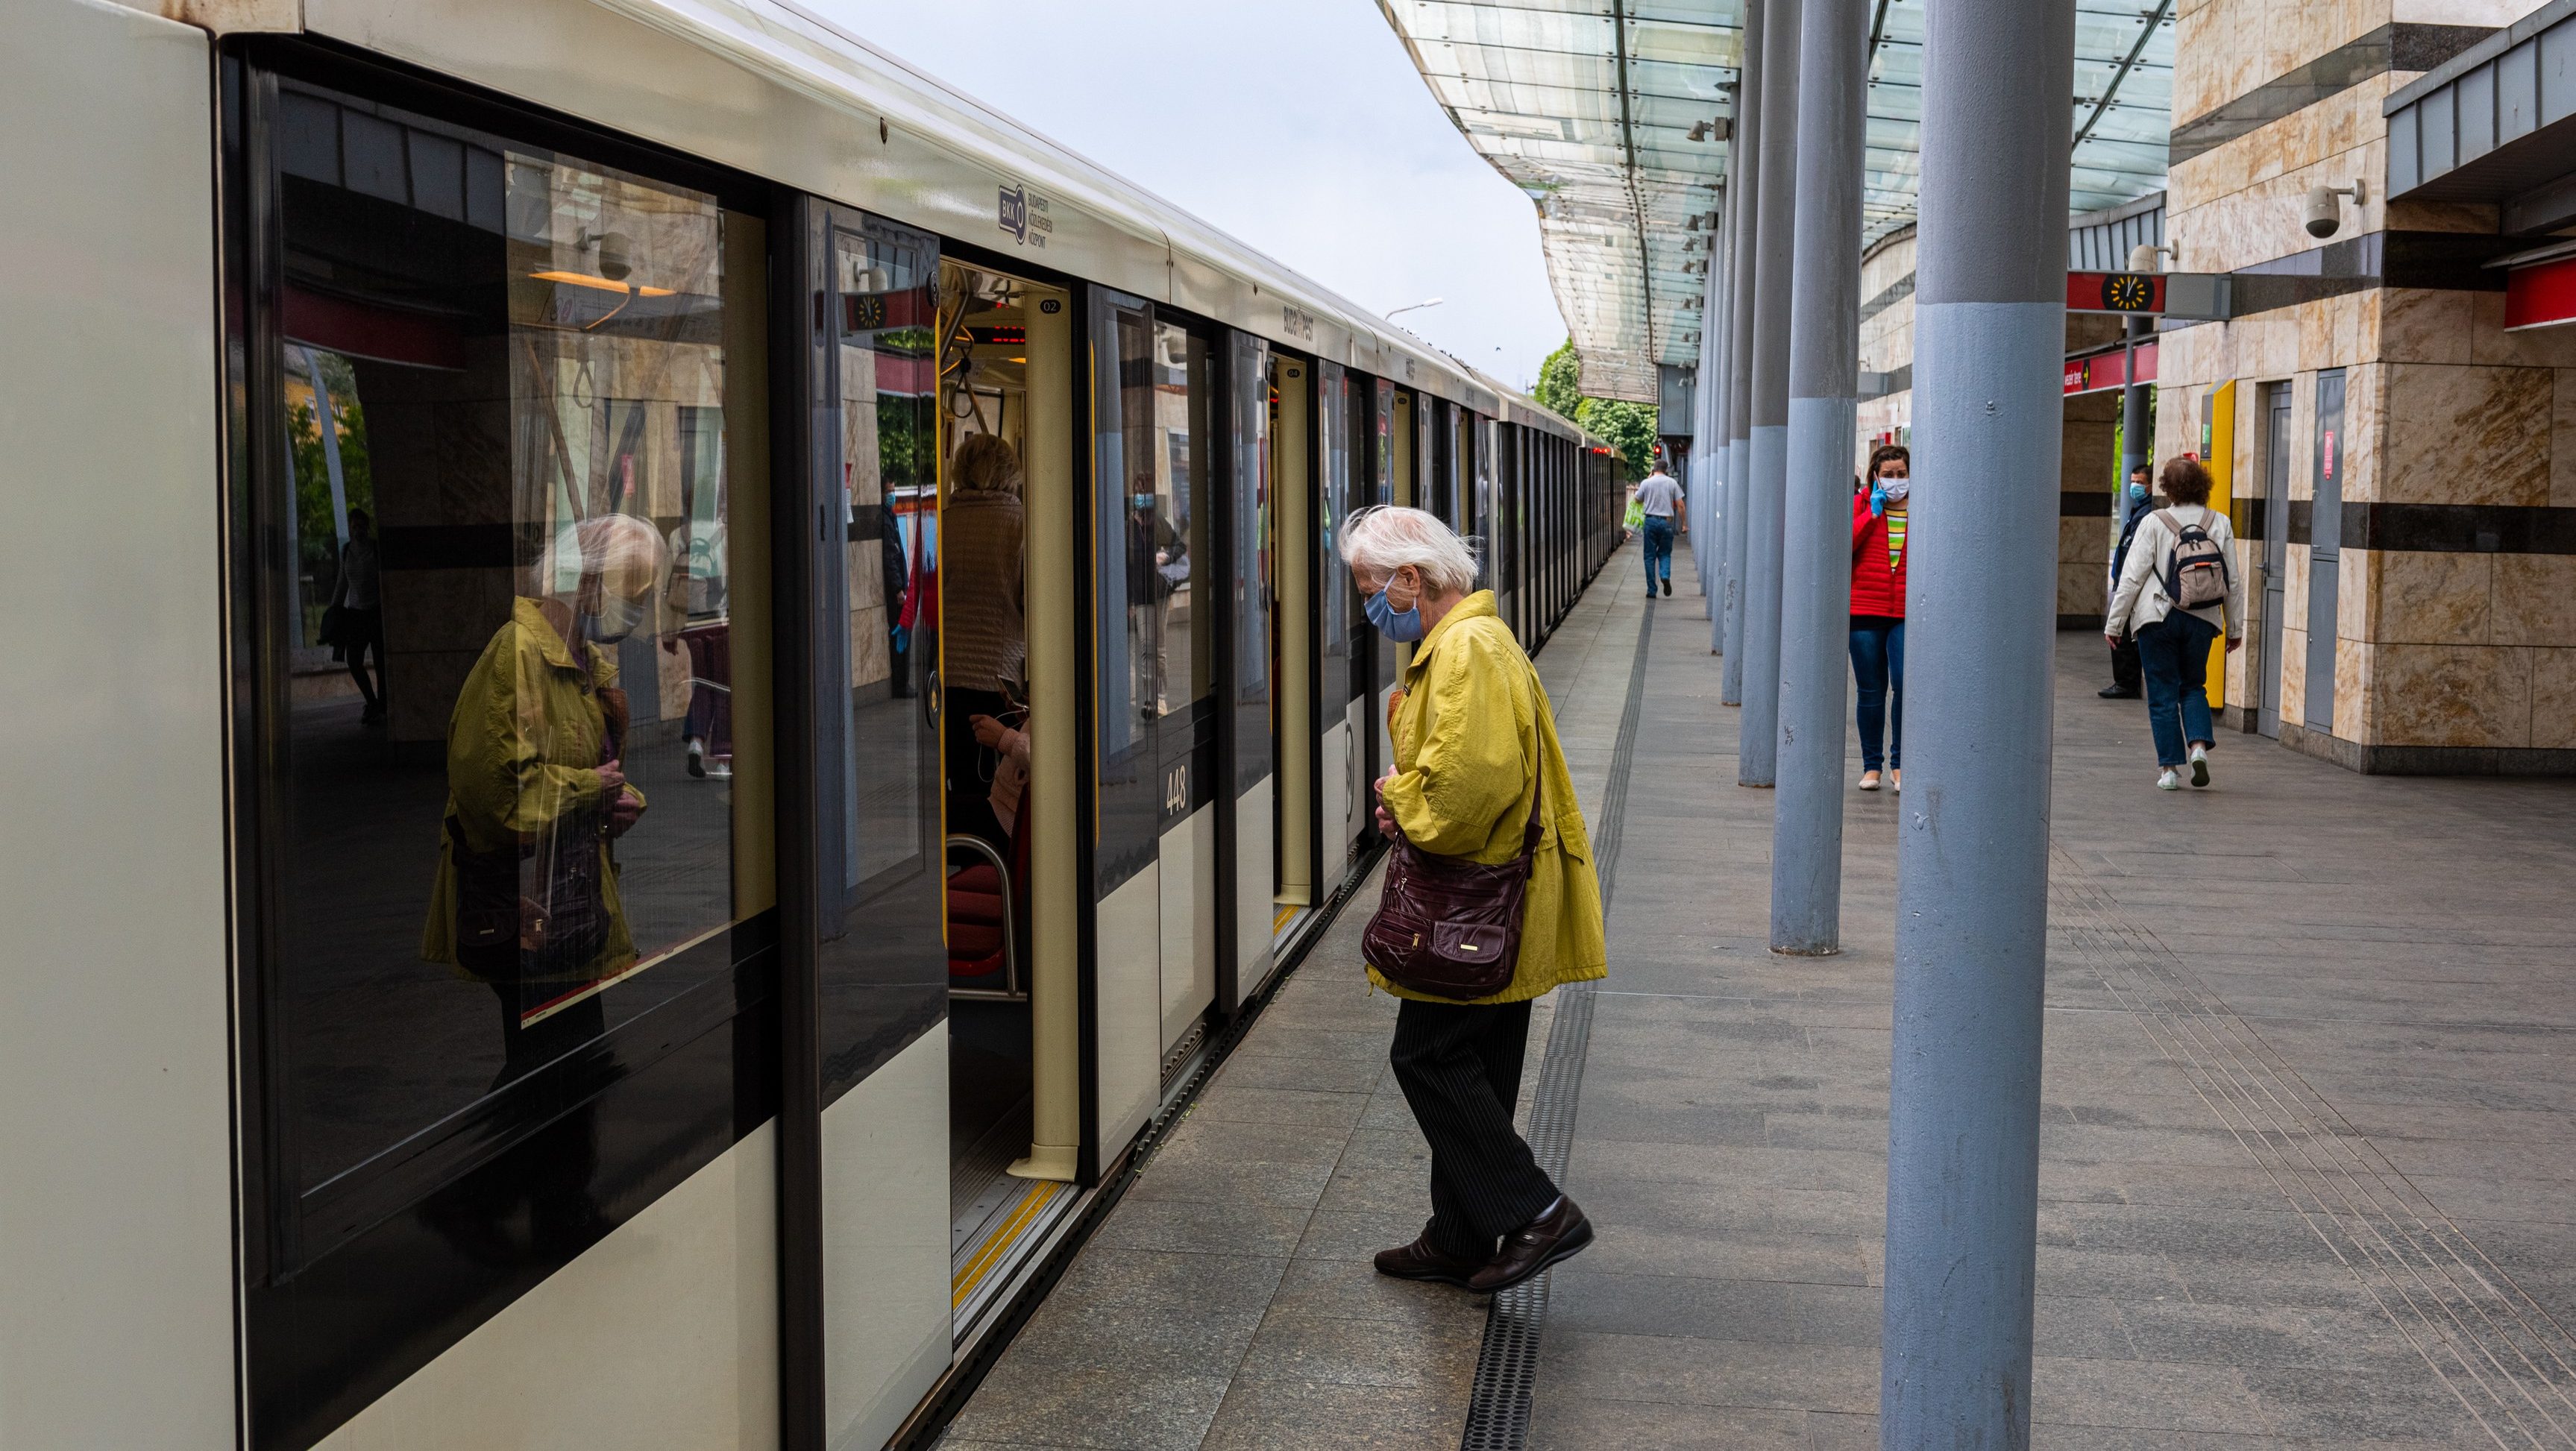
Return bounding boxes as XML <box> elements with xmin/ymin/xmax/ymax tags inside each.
<box><xmin>1272</xmin><ymin>904</ymin><xmax>1297</xmax><ymax>933</ymax></box>
<box><xmin>951</xmin><ymin>1180</ymin><xmax>1062</xmax><ymax>1309</ymax></box>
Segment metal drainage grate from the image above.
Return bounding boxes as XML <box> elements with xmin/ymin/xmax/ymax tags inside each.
<box><xmin>1460</xmin><ymin>592</ymin><xmax>1654</xmax><ymax>1450</ymax></box>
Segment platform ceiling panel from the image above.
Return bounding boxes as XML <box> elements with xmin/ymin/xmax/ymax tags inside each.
<box><xmin>1382</xmin><ymin>0</ymin><xmax>1743</xmax><ymax>401</ymax></box>
<box><xmin>1383</xmin><ymin>0</ymin><xmax>2170</xmax><ymax>400</ymax></box>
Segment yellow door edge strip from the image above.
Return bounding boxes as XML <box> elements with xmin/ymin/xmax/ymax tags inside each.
<box><xmin>950</xmin><ymin>1179</ymin><xmax>1062</xmax><ymax>1309</ymax></box>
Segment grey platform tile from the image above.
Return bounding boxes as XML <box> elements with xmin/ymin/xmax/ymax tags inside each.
<box><xmin>1803</xmin><ymin>1411</ymin><xmax>1878</xmax><ymax>1451</ymax></box>
<box><xmin>1189</xmin><ymin>1083</ymin><xmax>1372</xmax><ymax>1130</ymax></box>
<box><xmin>1149</xmin><ymin>1118</ymin><xmax>1354</xmax><ymax>1170</ymax></box>
<box><xmin>2237</xmin><ymin>1365</ymin><xmax>2492</xmax><ymax>1444</ymax></box>
<box><xmin>1539</xmin><ymin>1330</ymin><xmax>1879</xmax><ymax>1414</ymax></box>
<box><xmin>1124</xmin><ymin>1153</ymin><xmax>1336</xmax><ymax>1209</ymax></box>
<box><xmin>1045</xmin><ymin>1248</ymin><xmax>1291</xmax><ymax>1317</ymax></box>
<box><xmin>1087</xmin><ymin>1198</ymin><xmax>1315</xmax><ymax>1259</ymax></box>
<box><xmin>1263</xmin><ymin>1255</ymin><xmax>1483</xmax><ymax>1329</ymax></box>
<box><xmin>1548</xmin><ymin>1271</ymin><xmax>1809</xmax><ymax>1342</ymax></box>
<box><xmin>1575</xmin><ymin>1221</ymin><xmax>1874</xmax><ymax>1287</ymax></box>
<box><xmin>2032</xmin><ymin>1244</ymin><xmax>2195</xmax><ymax>1302</ymax></box>
<box><xmin>1314</xmin><ymin>1163</ymin><xmax>1436</xmax><ymax>1217</ymax></box>
<box><xmin>1292</xmin><ymin>1209</ymin><xmax>1447</xmax><ymax>1264</ymax></box>
<box><xmin>2030</xmin><ymin>1353</ymin><xmax>2272</xmax><ymax>1436</ymax></box>
<box><xmin>1215</xmin><ymin>1051</ymin><xmax>1389</xmax><ymax>1094</ymax></box>
<box><xmin>1569</xmin><ymin>1139</ymin><xmax>1888</xmax><ymax>1197</ymax></box>
<box><xmin>1225</xmin><ymin>1027</ymin><xmax>1392</xmax><ymax>1063</ymax></box>
<box><xmin>2113</xmin><ymin>1297</ymin><xmax>2424</xmax><ymax>1372</ymax></box>
<box><xmin>1232</xmin><ymin>1306</ymin><xmax>1483</xmax><ymax>1389</ymax></box>
<box><xmin>1570</xmin><ymin>1098</ymin><xmax>1771</xmax><ymax>1148</ymax></box>
<box><xmin>1194</xmin><ymin>1367</ymin><xmax>1470</xmax><ymax>1450</ymax></box>
<box><xmin>940</xmin><ymin>1361</ymin><xmax>1233</xmax><ymax>1451</ymax></box>
<box><xmin>1335</xmin><ymin>1125</ymin><xmax>1438</xmax><ymax>1169</ymax></box>
<box><xmin>1530</xmin><ymin>1396</ymin><xmax>1810</xmax><ymax>1449</ymax></box>
<box><xmin>1002</xmin><ymin>1297</ymin><xmax>1269</xmax><ymax>1379</ymax></box>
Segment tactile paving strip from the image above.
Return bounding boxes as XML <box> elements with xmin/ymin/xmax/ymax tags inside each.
<box><xmin>1459</xmin><ymin>594</ymin><xmax>1653</xmax><ymax>1450</ymax></box>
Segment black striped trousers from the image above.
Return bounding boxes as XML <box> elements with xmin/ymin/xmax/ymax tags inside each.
<box><xmin>1389</xmin><ymin>996</ymin><xmax>1561</xmax><ymax>1258</ymax></box>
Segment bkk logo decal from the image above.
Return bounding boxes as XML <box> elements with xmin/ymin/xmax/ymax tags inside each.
<box><xmin>998</xmin><ymin>183</ymin><xmax>1053</xmax><ymax>249</ymax></box>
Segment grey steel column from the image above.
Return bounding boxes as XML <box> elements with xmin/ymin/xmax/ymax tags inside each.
<box><xmin>1879</xmin><ymin>0</ymin><xmax>2074</xmax><ymax>1441</ymax></box>
<box><xmin>1769</xmin><ymin>0</ymin><xmax>1865</xmax><ymax>952</ymax></box>
<box><xmin>1737</xmin><ymin>0</ymin><xmax>1800</xmax><ymax>786</ymax></box>
<box><xmin>1720</xmin><ymin>0</ymin><xmax>1763</xmax><ymax>689</ymax></box>
<box><xmin>1701</xmin><ymin>184</ymin><xmax>1732</xmax><ymax>617</ymax></box>
<box><xmin>2121</xmin><ymin>310</ymin><xmax>2152</xmax><ymax>485</ymax></box>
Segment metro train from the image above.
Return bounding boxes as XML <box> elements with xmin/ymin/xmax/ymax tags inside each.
<box><xmin>3</xmin><ymin>1</ymin><xmax>1626</xmax><ymax>1448</ymax></box>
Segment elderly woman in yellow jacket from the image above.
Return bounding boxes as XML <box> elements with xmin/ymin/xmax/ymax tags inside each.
<box><xmin>424</xmin><ymin>512</ymin><xmax>662</xmax><ymax>1085</ymax></box>
<box><xmin>1342</xmin><ymin>505</ymin><xmax>1606</xmax><ymax>1296</ymax></box>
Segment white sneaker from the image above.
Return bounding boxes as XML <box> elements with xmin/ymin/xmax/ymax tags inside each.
<box><xmin>2188</xmin><ymin>744</ymin><xmax>2211</xmax><ymax>788</ymax></box>
<box><xmin>2157</xmin><ymin>768</ymin><xmax>2181</xmax><ymax>790</ymax></box>
<box><xmin>1859</xmin><ymin>770</ymin><xmax>1882</xmax><ymax>792</ymax></box>
<box><xmin>1891</xmin><ymin>768</ymin><xmax>1901</xmax><ymax>793</ymax></box>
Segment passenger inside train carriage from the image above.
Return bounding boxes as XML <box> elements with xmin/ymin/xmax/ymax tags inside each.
<box><xmin>263</xmin><ymin>77</ymin><xmax>770</xmax><ymax>1267</ymax></box>
<box><xmin>932</xmin><ymin>261</ymin><xmax>1040</xmax><ymax>1247</ymax></box>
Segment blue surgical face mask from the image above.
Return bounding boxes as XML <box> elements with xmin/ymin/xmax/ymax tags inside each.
<box><xmin>1364</xmin><ymin>579</ymin><xmax>1425</xmax><ymax>643</ymax></box>
<box><xmin>2128</xmin><ymin>481</ymin><xmax>2150</xmax><ymax>504</ymax></box>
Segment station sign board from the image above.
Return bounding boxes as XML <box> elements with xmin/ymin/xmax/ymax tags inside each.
<box><xmin>2063</xmin><ymin>340</ymin><xmax>2157</xmax><ymax>396</ymax></box>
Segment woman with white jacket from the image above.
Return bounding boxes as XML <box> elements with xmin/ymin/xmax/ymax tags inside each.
<box><xmin>2105</xmin><ymin>457</ymin><xmax>2244</xmax><ymax>789</ymax></box>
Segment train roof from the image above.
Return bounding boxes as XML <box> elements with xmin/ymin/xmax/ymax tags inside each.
<box><xmin>292</xmin><ymin>0</ymin><xmax>1605</xmax><ymax>447</ymax></box>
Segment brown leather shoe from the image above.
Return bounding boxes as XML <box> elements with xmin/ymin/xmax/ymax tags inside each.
<box><xmin>1374</xmin><ymin>1233</ymin><xmax>1489</xmax><ymax>1288</ymax></box>
<box><xmin>1467</xmin><ymin>1196</ymin><xmax>1594</xmax><ymax>1293</ymax></box>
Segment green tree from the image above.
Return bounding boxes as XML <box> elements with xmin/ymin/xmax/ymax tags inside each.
<box><xmin>1536</xmin><ymin>339</ymin><xmax>1585</xmax><ymax>422</ymax></box>
<box><xmin>1536</xmin><ymin>339</ymin><xmax>1660</xmax><ymax>479</ymax></box>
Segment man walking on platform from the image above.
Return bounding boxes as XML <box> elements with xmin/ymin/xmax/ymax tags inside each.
<box><xmin>1633</xmin><ymin>462</ymin><xmax>1685</xmax><ymax>597</ymax></box>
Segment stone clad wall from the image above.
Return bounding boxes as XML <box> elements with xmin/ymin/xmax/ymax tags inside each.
<box><xmin>2157</xmin><ymin>0</ymin><xmax>2576</xmax><ymax>769</ymax></box>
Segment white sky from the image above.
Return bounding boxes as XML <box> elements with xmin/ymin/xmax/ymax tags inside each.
<box><xmin>805</xmin><ymin>0</ymin><xmax>1568</xmax><ymax>394</ymax></box>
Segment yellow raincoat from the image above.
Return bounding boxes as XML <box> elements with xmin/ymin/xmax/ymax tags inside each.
<box><xmin>1368</xmin><ymin>591</ymin><xmax>1606</xmax><ymax>1004</ymax></box>
<box><xmin>421</xmin><ymin>597</ymin><xmax>644</xmax><ymax>982</ymax></box>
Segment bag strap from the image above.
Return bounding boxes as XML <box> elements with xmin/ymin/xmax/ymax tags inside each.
<box><xmin>1520</xmin><ymin>765</ymin><xmax>1545</xmax><ymax>863</ymax></box>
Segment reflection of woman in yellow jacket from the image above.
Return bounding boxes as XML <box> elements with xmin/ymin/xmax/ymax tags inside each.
<box><xmin>422</xmin><ymin>514</ymin><xmax>662</xmax><ymax>1082</ymax></box>
<box><xmin>1340</xmin><ymin>506</ymin><xmax>1606</xmax><ymax>1300</ymax></box>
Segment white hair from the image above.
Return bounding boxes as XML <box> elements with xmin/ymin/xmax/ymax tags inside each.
<box><xmin>535</xmin><ymin>511</ymin><xmax>667</xmax><ymax>601</ymax></box>
<box><xmin>1339</xmin><ymin>505</ymin><xmax>1480</xmax><ymax>595</ymax></box>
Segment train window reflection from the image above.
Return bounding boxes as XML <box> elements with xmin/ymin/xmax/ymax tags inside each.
<box><xmin>267</xmin><ymin>83</ymin><xmax>766</xmax><ymax>1224</ymax></box>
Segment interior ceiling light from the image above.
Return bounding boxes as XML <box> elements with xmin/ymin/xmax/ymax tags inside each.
<box><xmin>532</xmin><ymin>269</ymin><xmax>676</xmax><ymax>298</ymax></box>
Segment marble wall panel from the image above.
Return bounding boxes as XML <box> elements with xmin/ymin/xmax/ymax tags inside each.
<box><xmin>2169</xmin><ymin>128</ymin><xmax>2389</xmax><ymax>277</ymax></box>
<box><xmin>2378</xmin><ymin>364</ymin><xmax>2552</xmax><ymax>506</ymax></box>
<box><xmin>2380</xmin><ymin>289</ymin><xmax>2476</xmax><ymax>366</ymax></box>
<box><xmin>2490</xmin><ymin>553</ymin><xmax>2576</xmax><ymax>647</ymax></box>
<box><xmin>2394</xmin><ymin>0</ymin><xmax>2539</xmax><ymax>25</ymax></box>
<box><xmin>2343</xmin><ymin>362</ymin><xmax>2384</xmax><ymax>503</ymax></box>
<box><xmin>2281</xmin><ymin>621</ymin><xmax>2309</xmax><ymax>726</ymax></box>
<box><xmin>2172</xmin><ymin>0</ymin><xmax>2389</xmax><ymax>129</ymax></box>
<box><xmin>2469</xmin><ymin>292</ymin><xmax>2576</xmax><ymax>369</ymax></box>
<box><xmin>2367</xmin><ymin>642</ymin><xmax>2530</xmax><ymax>747</ymax></box>
<box><xmin>2384</xmin><ymin>200</ymin><xmax>2501</xmax><ymax>235</ymax></box>
<box><xmin>2338</xmin><ymin>544</ymin><xmax>2375</xmax><ymax>646</ymax></box>
<box><xmin>2287</xmin><ymin>542</ymin><xmax>2313</xmax><ymax>627</ymax></box>
<box><xmin>2554</xmin><ymin>371</ymin><xmax>2576</xmax><ymax>509</ymax></box>
<box><xmin>2528</xmin><ymin>647</ymin><xmax>2576</xmax><ymax>749</ymax></box>
<box><xmin>2367</xmin><ymin>547</ymin><xmax>2490</xmax><ymax>644</ymax></box>
<box><xmin>2335</xmin><ymin>635</ymin><xmax>2374</xmax><ymax>741</ymax></box>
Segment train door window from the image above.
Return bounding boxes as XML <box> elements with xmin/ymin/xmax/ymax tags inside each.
<box><xmin>238</xmin><ymin>70</ymin><xmax>773</xmax><ymax>1447</ymax></box>
<box><xmin>1224</xmin><ymin>330</ymin><xmax>1275</xmax><ymax>1004</ymax></box>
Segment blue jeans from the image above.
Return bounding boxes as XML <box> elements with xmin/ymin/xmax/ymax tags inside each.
<box><xmin>1848</xmin><ymin>616</ymin><xmax>1903</xmax><ymax>771</ymax></box>
<box><xmin>1641</xmin><ymin>516</ymin><xmax>1675</xmax><ymax>586</ymax></box>
<box><xmin>2136</xmin><ymin>611</ymin><xmax>2219</xmax><ymax>767</ymax></box>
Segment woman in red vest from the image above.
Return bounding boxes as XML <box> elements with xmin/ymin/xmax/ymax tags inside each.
<box><xmin>1850</xmin><ymin>444</ymin><xmax>1909</xmax><ymax>791</ymax></box>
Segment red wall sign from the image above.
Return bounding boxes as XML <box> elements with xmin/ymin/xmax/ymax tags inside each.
<box><xmin>2504</xmin><ymin>255</ymin><xmax>2576</xmax><ymax>331</ymax></box>
<box><xmin>2062</xmin><ymin>340</ymin><xmax>2158</xmax><ymax>396</ymax></box>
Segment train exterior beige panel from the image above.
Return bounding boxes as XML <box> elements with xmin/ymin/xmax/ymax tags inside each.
<box><xmin>1234</xmin><ymin>782</ymin><xmax>1278</xmax><ymax>995</ymax></box>
<box><xmin>0</xmin><ymin>4</ymin><xmax>236</xmax><ymax>1447</ymax></box>
<box><xmin>314</xmin><ymin>1128</ymin><xmax>783</xmax><ymax>1451</ymax></box>
<box><xmin>818</xmin><ymin>1032</ymin><xmax>949</xmax><ymax>1451</ymax></box>
<box><xmin>1094</xmin><ymin>869</ymin><xmax>1163</xmax><ymax>1159</ymax></box>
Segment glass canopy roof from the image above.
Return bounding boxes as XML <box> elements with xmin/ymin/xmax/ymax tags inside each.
<box><xmin>1381</xmin><ymin>0</ymin><xmax>2174</xmax><ymax>402</ymax></box>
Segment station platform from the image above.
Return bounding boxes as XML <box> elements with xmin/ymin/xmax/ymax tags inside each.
<box><xmin>940</xmin><ymin>542</ymin><xmax>2576</xmax><ymax>1451</ymax></box>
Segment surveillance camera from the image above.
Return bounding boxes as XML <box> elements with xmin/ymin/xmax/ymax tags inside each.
<box><xmin>2302</xmin><ymin>180</ymin><xmax>2366</xmax><ymax>240</ymax></box>
<box><xmin>2303</xmin><ymin>187</ymin><xmax>2341</xmax><ymax>239</ymax></box>
<box><xmin>595</xmin><ymin>230</ymin><xmax>634</xmax><ymax>281</ymax></box>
